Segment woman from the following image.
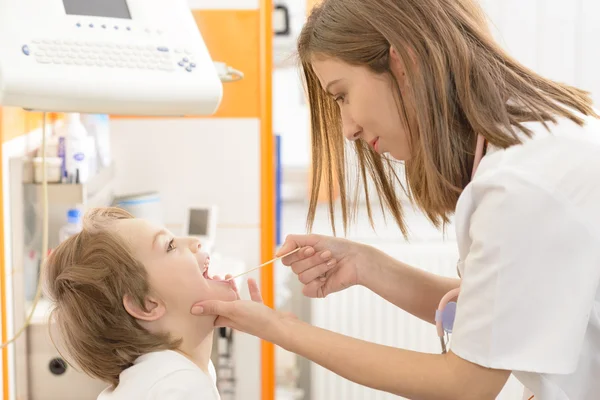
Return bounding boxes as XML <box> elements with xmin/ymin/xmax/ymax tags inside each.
<box><xmin>192</xmin><ymin>0</ymin><xmax>600</xmax><ymax>398</ymax></box>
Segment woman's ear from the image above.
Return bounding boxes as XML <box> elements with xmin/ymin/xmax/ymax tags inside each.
<box><xmin>123</xmin><ymin>294</ymin><xmax>165</xmax><ymax>322</ymax></box>
<box><xmin>389</xmin><ymin>46</ymin><xmax>407</xmax><ymax>88</ymax></box>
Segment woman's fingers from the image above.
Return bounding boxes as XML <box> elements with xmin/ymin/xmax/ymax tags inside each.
<box><xmin>276</xmin><ymin>234</ymin><xmax>313</xmax><ymax>254</ymax></box>
<box><xmin>225</xmin><ymin>274</ymin><xmax>240</xmax><ymax>299</ymax></box>
<box><xmin>191</xmin><ymin>299</ymin><xmax>232</xmax><ymax>317</ymax></box>
<box><xmin>279</xmin><ymin>246</ymin><xmax>313</xmax><ymax>266</ymax></box>
<box><xmin>276</xmin><ymin>234</ymin><xmax>320</xmax><ymax>264</ymax></box>
<box><xmin>275</xmin><ymin>237</ymin><xmax>300</xmax><ymax>257</ymax></box>
<box><xmin>247</xmin><ymin>278</ymin><xmax>263</xmax><ymax>303</ymax></box>
<box><xmin>302</xmin><ymin>278</ymin><xmax>329</xmax><ymax>298</ymax></box>
<box><xmin>289</xmin><ymin>250</ymin><xmax>335</xmax><ymax>275</ymax></box>
<box><xmin>297</xmin><ymin>259</ymin><xmax>337</xmax><ymax>285</ymax></box>
<box><xmin>214</xmin><ymin>316</ymin><xmax>236</xmax><ymax>329</ymax></box>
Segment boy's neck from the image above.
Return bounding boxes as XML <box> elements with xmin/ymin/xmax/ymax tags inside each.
<box><xmin>145</xmin><ymin>315</ymin><xmax>215</xmax><ymax>374</ymax></box>
<box><xmin>179</xmin><ymin>332</ymin><xmax>214</xmax><ymax>374</ymax></box>
<box><xmin>176</xmin><ymin>323</ymin><xmax>215</xmax><ymax>374</ymax></box>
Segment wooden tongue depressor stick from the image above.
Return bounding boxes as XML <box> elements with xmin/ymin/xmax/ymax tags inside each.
<box><xmin>227</xmin><ymin>248</ymin><xmax>301</xmax><ymax>280</ymax></box>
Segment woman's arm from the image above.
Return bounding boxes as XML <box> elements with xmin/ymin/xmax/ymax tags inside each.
<box><xmin>358</xmin><ymin>246</ymin><xmax>460</xmax><ymax>325</ymax></box>
<box><xmin>277</xmin><ymin>234</ymin><xmax>460</xmax><ymax>325</ymax></box>
<box><xmin>192</xmin><ymin>281</ymin><xmax>509</xmax><ymax>400</ymax></box>
<box><xmin>280</xmin><ymin>316</ymin><xmax>509</xmax><ymax>400</ymax></box>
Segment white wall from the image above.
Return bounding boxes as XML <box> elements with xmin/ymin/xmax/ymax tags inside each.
<box><xmin>273</xmin><ymin>0</ymin><xmax>311</xmax><ymax>170</ymax></box>
<box><xmin>273</xmin><ymin>68</ymin><xmax>310</xmax><ymax>168</ymax></box>
<box><xmin>480</xmin><ymin>0</ymin><xmax>600</xmax><ymax>106</ymax></box>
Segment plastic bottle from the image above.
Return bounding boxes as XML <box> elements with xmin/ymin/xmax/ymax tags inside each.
<box><xmin>81</xmin><ymin>114</ymin><xmax>112</xmax><ymax>169</ymax></box>
<box><xmin>55</xmin><ymin>113</ymin><xmax>90</xmax><ymax>183</ymax></box>
<box><xmin>59</xmin><ymin>208</ymin><xmax>83</xmax><ymax>243</ymax></box>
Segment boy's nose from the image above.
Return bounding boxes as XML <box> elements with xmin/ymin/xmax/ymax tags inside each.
<box><xmin>189</xmin><ymin>238</ymin><xmax>202</xmax><ymax>252</ymax></box>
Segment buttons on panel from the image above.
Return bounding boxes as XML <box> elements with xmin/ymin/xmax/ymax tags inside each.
<box><xmin>176</xmin><ymin>53</ymin><xmax>197</xmax><ymax>73</ymax></box>
<box><xmin>23</xmin><ymin>41</ymin><xmax>176</xmax><ymax>72</ymax></box>
<box><xmin>75</xmin><ymin>21</ymin><xmax>133</xmax><ymax>31</ymax></box>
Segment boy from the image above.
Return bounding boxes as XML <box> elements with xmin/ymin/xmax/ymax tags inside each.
<box><xmin>44</xmin><ymin>207</ymin><xmax>251</xmax><ymax>399</ymax></box>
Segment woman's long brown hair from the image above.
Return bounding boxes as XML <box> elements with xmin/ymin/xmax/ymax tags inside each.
<box><xmin>298</xmin><ymin>0</ymin><xmax>597</xmax><ymax>236</ymax></box>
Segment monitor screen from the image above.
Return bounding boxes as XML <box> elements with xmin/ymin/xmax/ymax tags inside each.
<box><xmin>63</xmin><ymin>0</ymin><xmax>132</xmax><ymax>19</ymax></box>
<box><xmin>188</xmin><ymin>209</ymin><xmax>210</xmax><ymax>236</ymax></box>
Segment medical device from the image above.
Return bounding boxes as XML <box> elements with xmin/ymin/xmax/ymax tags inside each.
<box><xmin>0</xmin><ymin>0</ymin><xmax>243</xmax><ymax>116</ymax></box>
<box><xmin>435</xmin><ymin>287</ymin><xmax>460</xmax><ymax>354</ymax></box>
<box><xmin>184</xmin><ymin>205</ymin><xmax>218</xmax><ymax>253</ymax></box>
<box><xmin>434</xmin><ymin>135</ymin><xmax>487</xmax><ymax>353</ymax></box>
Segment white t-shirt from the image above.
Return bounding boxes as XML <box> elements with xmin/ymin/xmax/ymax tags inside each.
<box><xmin>451</xmin><ymin>112</ymin><xmax>600</xmax><ymax>400</ymax></box>
<box><xmin>97</xmin><ymin>350</ymin><xmax>220</xmax><ymax>400</ymax></box>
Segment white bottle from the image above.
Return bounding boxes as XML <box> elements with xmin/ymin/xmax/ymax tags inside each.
<box><xmin>81</xmin><ymin>114</ymin><xmax>112</xmax><ymax>169</ymax></box>
<box><xmin>59</xmin><ymin>208</ymin><xmax>83</xmax><ymax>243</ymax></box>
<box><xmin>56</xmin><ymin>113</ymin><xmax>89</xmax><ymax>183</ymax></box>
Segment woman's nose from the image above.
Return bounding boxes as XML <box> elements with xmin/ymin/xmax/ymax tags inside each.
<box><xmin>341</xmin><ymin>113</ymin><xmax>361</xmax><ymax>141</ymax></box>
<box><xmin>344</xmin><ymin>128</ymin><xmax>361</xmax><ymax>141</ymax></box>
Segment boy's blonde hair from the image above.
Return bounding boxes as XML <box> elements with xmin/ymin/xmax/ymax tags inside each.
<box><xmin>44</xmin><ymin>207</ymin><xmax>181</xmax><ymax>388</ymax></box>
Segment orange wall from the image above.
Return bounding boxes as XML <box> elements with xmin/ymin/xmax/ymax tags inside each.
<box><xmin>194</xmin><ymin>10</ymin><xmax>260</xmax><ymax>119</ymax></box>
<box><xmin>112</xmin><ymin>9</ymin><xmax>261</xmax><ymax>120</ymax></box>
<box><xmin>0</xmin><ymin>110</ymin><xmax>6</xmax><ymax>400</ymax></box>
<box><xmin>1</xmin><ymin>108</ymin><xmax>60</xmax><ymax>143</ymax></box>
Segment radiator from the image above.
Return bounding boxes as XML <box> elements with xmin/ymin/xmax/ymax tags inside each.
<box><xmin>310</xmin><ymin>242</ymin><xmax>525</xmax><ymax>400</ymax></box>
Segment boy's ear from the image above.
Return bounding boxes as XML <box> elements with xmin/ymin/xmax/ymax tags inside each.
<box><xmin>123</xmin><ymin>294</ymin><xmax>165</xmax><ymax>322</ymax></box>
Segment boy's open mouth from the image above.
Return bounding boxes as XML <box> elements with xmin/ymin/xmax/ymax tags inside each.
<box><xmin>202</xmin><ymin>257</ymin><xmax>223</xmax><ymax>281</ymax></box>
<box><xmin>202</xmin><ymin>256</ymin><xmax>212</xmax><ymax>279</ymax></box>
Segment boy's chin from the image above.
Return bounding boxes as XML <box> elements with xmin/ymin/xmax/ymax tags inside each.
<box><xmin>205</xmin><ymin>282</ymin><xmax>238</xmax><ymax>302</ymax></box>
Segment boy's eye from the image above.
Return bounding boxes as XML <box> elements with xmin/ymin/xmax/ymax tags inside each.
<box><xmin>167</xmin><ymin>239</ymin><xmax>176</xmax><ymax>252</ymax></box>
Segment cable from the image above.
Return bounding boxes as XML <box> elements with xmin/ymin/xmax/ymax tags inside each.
<box><xmin>214</xmin><ymin>61</ymin><xmax>244</xmax><ymax>83</ymax></box>
<box><xmin>0</xmin><ymin>112</ymin><xmax>49</xmax><ymax>349</ymax></box>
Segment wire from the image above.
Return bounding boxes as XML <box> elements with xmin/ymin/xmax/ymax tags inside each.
<box><xmin>0</xmin><ymin>112</ymin><xmax>49</xmax><ymax>349</ymax></box>
<box><xmin>214</xmin><ymin>61</ymin><xmax>244</xmax><ymax>83</ymax></box>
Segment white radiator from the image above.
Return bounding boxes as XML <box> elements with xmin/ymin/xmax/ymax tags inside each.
<box><xmin>310</xmin><ymin>242</ymin><xmax>525</xmax><ymax>400</ymax></box>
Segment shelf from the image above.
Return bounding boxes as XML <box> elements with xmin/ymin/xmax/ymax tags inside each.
<box><xmin>23</xmin><ymin>162</ymin><xmax>115</xmax><ymax>206</ymax></box>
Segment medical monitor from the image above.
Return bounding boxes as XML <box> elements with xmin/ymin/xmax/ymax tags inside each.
<box><xmin>184</xmin><ymin>205</ymin><xmax>218</xmax><ymax>252</ymax></box>
<box><xmin>0</xmin><ymin>0</ymin><xmax>223</xmax><ymax>116</ymax></box>
<box><xmin>63</xmin><ymin>0</ymin><xmax>132</xmax><ymax>20</ymax></box>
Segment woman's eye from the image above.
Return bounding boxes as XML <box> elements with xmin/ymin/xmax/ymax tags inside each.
<box><xmin>167</xmin><ymin>239</ymin><xmax>176</xmax><ymax>252</ymax></box>
<box><xmin>334</xmin><ymin>94</ymin><xmax>345</xmax><ymax>103</ymax></box>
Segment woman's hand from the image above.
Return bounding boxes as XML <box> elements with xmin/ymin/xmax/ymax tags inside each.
<box><xmin>213</xmin><ymin>274</ymin><xmax>241</xmax><ymax>301</ymax></box>
<box><xmin>190</xmin><ymin>278</ymin><xmax>296</xmax><ymax>344</ymax></box>
<box><xmin>276</xmin><ymin>234</ymin><xmax>375</xmax><ymax>298</ymax></box>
